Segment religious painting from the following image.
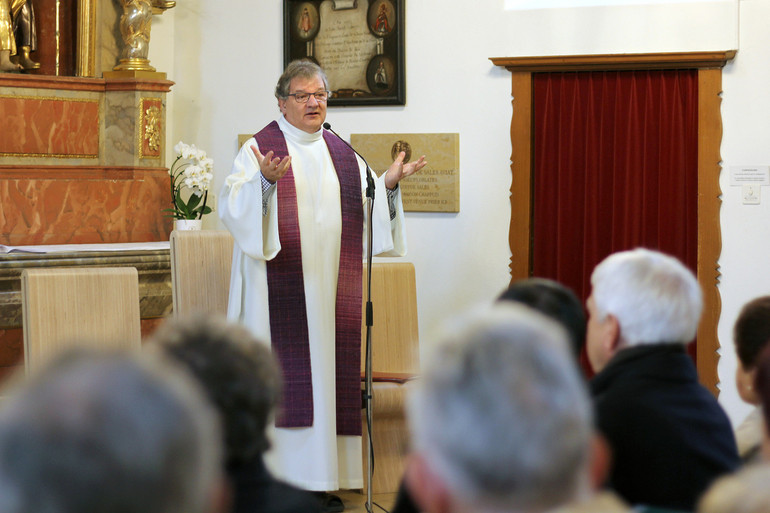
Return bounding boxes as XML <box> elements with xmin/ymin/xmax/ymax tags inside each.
<box><xmin>367</xmin><ymin>0</ymin><xmax>394</xmax><ymax>37</ymax></box>
<box><xmin>283</xmin><ymin>0</ymin><xmax>405</xmax><ymax>106</ymax></box>
<box><xmin>293</xmin><ymin>2</ymin><xmax>320</xmax><ymax>41</ymax></box>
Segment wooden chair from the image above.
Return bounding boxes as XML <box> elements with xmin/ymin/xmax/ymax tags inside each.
<box><xmin>21</xmin><ymin>267</ymin><xmax>141</xmax><ymax>374</ymax></box>
<box><xmin>361</xmin><ymin>262</ymin><xmax>420</xmax><ymax>495</ymax></box>
<box><xmin>170</xmin><ymin>230</ymin><xmax>234</xmax><ymax>317</ymax></box>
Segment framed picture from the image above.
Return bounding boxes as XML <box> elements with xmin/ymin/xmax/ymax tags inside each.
<box><xmin>283</xmin><ymin>0</ymin><xmax>405</xmax><ymax>106</ymax></box>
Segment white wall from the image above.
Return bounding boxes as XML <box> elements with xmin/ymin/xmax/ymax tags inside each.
<box><xmin>154</xmin><ymin>0</ymin><xmax>770</xmax><ymax>426</ymax></box>
<box><xmin>718</xmin><ymin>0</ymin><xmax>770</xmax><ymax>427</ymax></box>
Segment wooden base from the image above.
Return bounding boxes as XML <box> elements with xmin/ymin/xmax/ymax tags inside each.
<box><xmin>337</xmin><ymin>490</ymin><xmax>398</xmax><ymax>513</ymax></box>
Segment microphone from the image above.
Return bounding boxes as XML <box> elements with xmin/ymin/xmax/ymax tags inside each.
<box><xmin>323</xmin><ymin>122</ymin><xmax>375</xmax><ymax>199</ymax></box>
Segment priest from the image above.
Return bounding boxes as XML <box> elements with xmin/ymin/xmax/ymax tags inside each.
<box><xmin>220</xmin><ymin>59</ymin><xmax>426</xmax><ymax>498</ymax></box>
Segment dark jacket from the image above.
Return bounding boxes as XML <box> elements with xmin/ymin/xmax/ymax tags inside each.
<box><xmin>228</xmin><ymin>457</ymin><xmax>322</xmax><ymax>513</ymax></box>
<box><xmin>590</xmin><ymin>344</ymin><xmax>740</xmax><ymax>511</ymax></box>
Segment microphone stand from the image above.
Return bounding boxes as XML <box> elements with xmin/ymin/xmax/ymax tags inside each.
<box><xmin>364</xmin><ymin>180</ymin><xmax>375</xmax><ymax>513</ymax></box>
<box><xmin>323</xmin><ymin>123</ymin><xmax>376</xmax><ymax>513</ymax></box>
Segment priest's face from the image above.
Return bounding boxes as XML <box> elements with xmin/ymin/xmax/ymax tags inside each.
<box><xmin>279</xmin><ymin>74</ymin><xmax>327</xmax><ymax>133</ymax></box>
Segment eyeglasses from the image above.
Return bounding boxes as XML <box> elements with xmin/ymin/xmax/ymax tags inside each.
<box><xmin>287</xmin><ymin>90</ymin><xmax>331</xmax><ymax>103</ymax></box>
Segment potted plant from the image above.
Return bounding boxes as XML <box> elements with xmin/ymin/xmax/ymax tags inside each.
<box><xmin>165</xmin><ymin>141</ymin><xmax>214</xmax><ymax>230</ymax></box>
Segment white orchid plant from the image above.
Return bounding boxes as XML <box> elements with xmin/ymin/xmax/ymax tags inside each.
<box><xmin>164</xmin><ymin>141</ymin><xmax>214</xmax><ymax>220</ymax></box>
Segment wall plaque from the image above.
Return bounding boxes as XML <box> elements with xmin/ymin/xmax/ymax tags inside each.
<box><xmin>352</xmin><ymin>133</ymin><xmax>459</xmax><ymax>213</ymax></box>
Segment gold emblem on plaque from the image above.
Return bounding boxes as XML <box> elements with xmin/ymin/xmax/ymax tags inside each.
<box><xmin>390</xmin><ymin>140</ymin><xmax>412</xmax><ymax>163</ymax></box>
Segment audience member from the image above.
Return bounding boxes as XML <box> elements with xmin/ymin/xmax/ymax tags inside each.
<box><xmin>405</xmin><ymin>304</ymin><xmax>626</xmax><ymax>513</ymax></box>
<box><xmin>697</xmin><ymin>464</ymin><xmax>770</xmax><ymax>513</ymax></box>
<box><xmin>150</xmin><ymin>315</ymin><xmax>322</xmax><ymax>513</ymax></box>
<box><xmin>0</xmin><ymin>348</ymin><xmax>225</xmax><ymax>513</ymax></box>
<box><xmin>587</xmin><ymin>248</ymin><xmax>739</xmax><ymax>510</ymax></box>
<box><xmin>732</xmin><ymin>296</ymin><xmax>770</xmax><ymax>462</ymax></box>
<box><xmin>752</xmin><ymin>344</ymin><xmax>770</xmax><ymax>460</ymax></box>
<box><xmin>498</xmin><ymin>277</ymin><xmax>587</xmax><ymax>358</ymax></box>
<box><xmin>392</xmin><ymin>277</ymin><xmax>593</xmax><ymax>513</ymax></box>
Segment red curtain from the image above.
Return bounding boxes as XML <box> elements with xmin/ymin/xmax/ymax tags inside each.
<box><xmin>531</xmin><ymin>70</ymin><xmax>699</xmax><ymax>367</ymax></box>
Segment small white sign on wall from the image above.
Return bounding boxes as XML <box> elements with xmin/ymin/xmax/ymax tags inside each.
<box><xmin>729</xmin><ymin>166</ymin><xmax>770</xmax><ymax>186</ymax></box>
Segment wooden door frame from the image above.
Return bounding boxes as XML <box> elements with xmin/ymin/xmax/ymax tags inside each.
<box><xmin>490</xmin><ymin>51</ymin><xmax>736</xmax><ymax>395</ymax></box>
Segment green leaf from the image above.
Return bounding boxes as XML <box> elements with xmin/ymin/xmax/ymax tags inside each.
<box><xmin>175</xmin><ymin>195</ymin><xmax>190</xmax><ymax>217</ymax></box>
<box><xmin>186</xmin><ymin>193</ymin><xmax>202</xmax><ymax>210</ymax></box>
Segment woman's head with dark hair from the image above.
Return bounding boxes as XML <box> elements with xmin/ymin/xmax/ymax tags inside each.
<box><xmin>734</xmin><ymin>296</ymin><xmax>770</xmax><ymax>405</ymax></box>
<box><xmin>497</xmin><ymin>278</ymin><xmax>586</xmax><ymax>359</ymax></box>
<box><xmin>150</xmin><ymin>315</ymin><xmax>281</xmax><ymax>466</ymax></box>
<box><xmin>752</xmin><ymin>345</ymin><xmax>770</xmax><ymax>459</ymax></box>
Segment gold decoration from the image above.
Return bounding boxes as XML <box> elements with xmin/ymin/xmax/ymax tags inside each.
<box><xmin>144</xmin><ymin>105</ymin><xmax>160</xmax><ymax>151</ymax></box>
<box><xmin>103</xmin><ymin>69</ymin><xmax>167</xmax><ymax>79</ymax></box>
<box><xmin>139</xmin><ymin>97</ymin><xmax>162</xmax><ymax>159</ymax></box>
<box><xmin>0</xmin><ymin>151</ymin><xmax>99</xmax><ymax>158</ymax></box>
<box><xmin>76</xmin><ymin>0</ymin><xmax>95</xmax><ymax>77</ymax></box>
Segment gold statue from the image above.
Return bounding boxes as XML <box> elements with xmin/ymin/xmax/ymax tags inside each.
<box><xmin>11</xmin><ymin>0</ymin><xmax>39</xmax><ymax>69</ymax></box>
<box><xmin>0</xmin><ymin>0</ymin><xmax>39</xmax><ymax>72</ymax></box>
<box><xmin>0</xmin><ymin>0</ymin><xmax>22</xmax><ymax>71</ymax></box>
<box><xmin>151</xmin><ymin>0</ymin><xmax>175</xmax><ymax>11</ymax></box>
<box><xmin>108</xmin><ymin>0</ymin><xmax>175</xmax><ymax>74</ymax></box>
<box><xmin>113</xmin><ymin>0</ymin><xmax>159</xmax><ymax>72</ymax></box>
<box><xmin>114</xmin><ymin>0</ymin><xmax>153</xmax><ymax>71</ymax></box>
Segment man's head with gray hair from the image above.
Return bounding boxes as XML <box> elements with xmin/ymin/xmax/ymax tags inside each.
<box><xmin>406</xmin><ymin>304</ymin><xmax>594</xmax><ymax>513</ymax></box>
<box><xmin>0</xmin><ymin>348</ymin><xmax>224</xmax><ymax>513</ymax></box>
<box><xmin>274</xmin><ymin>59</ymin><xmax>329</xmax><ymax>100</ymax></box>
<box><xmin>150</xmin><ymin>315</ymin><xmax>282</xmax><ymax>465</ymax></box>
<box><xmin>586</xmin><ymin>248</ymin><xmax>703</xmax><ymax>372</ymax></box>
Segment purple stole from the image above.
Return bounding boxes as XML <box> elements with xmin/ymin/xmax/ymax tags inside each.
<box><xmin>254</xmin><ymin>121</ymin><xmax>363</xmax><ymax>436</ymax></box>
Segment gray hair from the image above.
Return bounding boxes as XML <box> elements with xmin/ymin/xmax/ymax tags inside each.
<box><xmin>591</xmin><ymin>248</ymin><xmax>703</xmax><ymax>346</ymax></box>
<box><xmin>275</xmin><ymin>59</ymin><xmax>329</xmax><ymax>100</ymax></box>
<box><xmin>0</xmin><ymin>348</ymin><xmax>222</xmax><ymax>513</ymax></box>
<box><xmin>408</xmin><ymin>304</ymin><xmax>593</xmax><ymax>512</ymax></box>
<box><xmin>150</xmin><ymin>315</ymin><xmax>282</xmax><ymax>463</ymax></box>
